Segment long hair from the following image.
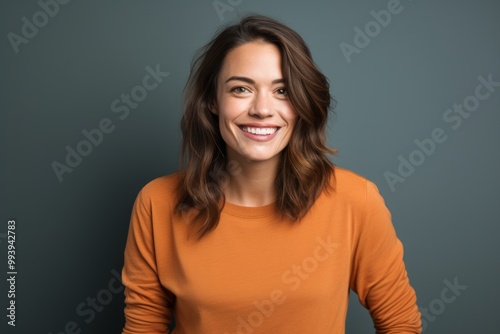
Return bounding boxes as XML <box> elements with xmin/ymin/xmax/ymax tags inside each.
<box><xmin>177</xmin><ymin>14</ymin><xmax>337</xmax><ymax>238</ymax></box>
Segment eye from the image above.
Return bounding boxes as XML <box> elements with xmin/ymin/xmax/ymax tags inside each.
<box><xmin>276</xmin><ymin>87</ymin><xmax>288</xmax><ymax>96</ymax></box>
<box><xmin>230</xmin><ymin>86</ymin><xmax>250</xmax><ymax>94</ymax></box>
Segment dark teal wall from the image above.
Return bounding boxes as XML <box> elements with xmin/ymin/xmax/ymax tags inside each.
<box><xmin>1</xmin><ymin>0</ymin><xmax>499</xmax><ymax>333</ymax></box>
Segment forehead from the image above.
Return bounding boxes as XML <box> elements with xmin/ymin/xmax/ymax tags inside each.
<box><xmin>219</xmin><ymin>42</ymin><xmax>283</xmax><ymax>79</ymax></box>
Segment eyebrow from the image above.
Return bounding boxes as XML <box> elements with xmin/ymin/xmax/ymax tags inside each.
<box><xmin>224</xmin><ymin>76</ymin><xmax>285</xmax><ymax>85</ymax></box>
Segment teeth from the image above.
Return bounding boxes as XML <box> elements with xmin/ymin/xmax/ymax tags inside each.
<box><xmin>241</xmin><ymin>127</ymin><xmax>278</xmax><ymax>135</ymax></box>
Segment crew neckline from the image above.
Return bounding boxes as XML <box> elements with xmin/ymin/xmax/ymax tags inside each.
<box><xmin>222</xmin><ymin>200</ymin><xmax>279</xmax><ymax>219</ymax></box>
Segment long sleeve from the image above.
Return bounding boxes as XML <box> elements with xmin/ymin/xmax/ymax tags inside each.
<box><xmin>122</xmin><ymin>188</ymin><xmax>175</xmax><ymax>334</ymax></box>
<box><xmin>119</xmin><ymin>170</ymin><xmax>419</xmax><ymax>333</ymax></box>
<box><xmin>349</xmin><ymin>181</ymin><xmax>421</xmax><ymax>333</ymax></box>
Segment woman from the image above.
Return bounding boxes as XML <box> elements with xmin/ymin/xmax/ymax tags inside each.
<box><xmin>122</xmin><ymin>15</ymin><xmax>421</xmax><ymax>333</ymax></box>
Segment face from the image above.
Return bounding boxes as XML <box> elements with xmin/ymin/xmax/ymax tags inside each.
<box><xmin>213</xmin><ymin>41</ymin><xmax>297</xmax><ymax>165</ymax></box>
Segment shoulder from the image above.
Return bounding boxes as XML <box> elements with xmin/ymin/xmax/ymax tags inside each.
<box><xmin>331</xmin><ymin>166</ymin><xmax>375</xmax><ymax>196</ymax></box>
<box><xmin>328</xmin><ymin>166</ymin><xmax>385</xmax><ymax>209</ymax></box>
<box><xmin>332</xmin><ymin>165</ymin><xmax>391</xmax><ymax>217</ymax></box>
<box><xmin>332</xmin><ymin>166</ymin><xmax>369</xmax><ymax>188</ymax></box>
<box><xmin>135</xmin><ymin>172</ymin><xmax>184</xmax><ymax>208</ymax></box>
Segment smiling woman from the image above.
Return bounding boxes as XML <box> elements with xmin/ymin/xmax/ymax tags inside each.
<box><xmin>178</xmin><ymin>15</ymin><xmax>336</xmax><ymax>235</ymax></box>
<box><xmin>121</xmin><ymin>15</ymin><xmax>422</xmax><ymax>334</ymax></box>
<box><xmin>213</xmin><ymin>41</ymin><xmax>298</xmax><ymax>204</ymax></box>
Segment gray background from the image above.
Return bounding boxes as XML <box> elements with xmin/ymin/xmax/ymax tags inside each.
<box><xmin>1</xmin><ymin>0</ymin><xmax>499</xmax><ymax>333</ymax></box>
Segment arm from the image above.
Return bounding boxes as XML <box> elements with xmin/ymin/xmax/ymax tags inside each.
<box><xmin>122</xmin><ymin>188</ymin><xmax>175</xmax><ymax>334</ymax></box>
<box><xmin>349</xmin><ymin>181</ymin><xmax>421</xmax><ymax>333</ymax></box>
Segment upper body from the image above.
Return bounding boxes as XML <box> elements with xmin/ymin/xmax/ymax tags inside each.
<box><xmin>122</xmin><ymin>14</ymin><xmax>421</xmax><ymax>333</ymax></box>
<box><xmin>122</xmin><ymin>167</ymin><xmax>421</xmax><ymax>333</ymax></box>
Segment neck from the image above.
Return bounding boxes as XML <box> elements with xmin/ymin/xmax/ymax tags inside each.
<box><xmin>222</xmin><ymin>154</ymin><xmax>279</xmax><ymax>207</ymax></box>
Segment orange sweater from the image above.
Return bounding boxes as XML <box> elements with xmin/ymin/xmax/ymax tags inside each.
<box><xmin>121</xmin><ymin>167</ymin><xmax>421</xmax><ymax>333</ymax></box>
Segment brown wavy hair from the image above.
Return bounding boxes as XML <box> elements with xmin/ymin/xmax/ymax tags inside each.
<box><xmin>176</xmin><ymin>14</ymin><xmax>337</xmax><ymax>238</ymax></box>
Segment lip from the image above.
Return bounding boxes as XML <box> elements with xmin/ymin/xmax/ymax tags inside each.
<box><xmin>238</xmin><ymin>123</ymin><xmax>281</xmax><ymax>142</ymax></box>
<box><xmin>237</xmin><ymin>123</ymin><xmax>281</xmax><ymax>128</ymax></box>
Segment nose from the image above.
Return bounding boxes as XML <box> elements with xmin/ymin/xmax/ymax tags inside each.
<box><xmin>249</xmin><ymin>91</ymin><xmax>273</xmax><ymax>118</ymax></box>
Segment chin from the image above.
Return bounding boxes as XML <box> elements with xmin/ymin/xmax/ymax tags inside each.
<box><xmin>239</xmin><ymin>150</ymin><xmax>282</xmax><ymax>162</ymax></box>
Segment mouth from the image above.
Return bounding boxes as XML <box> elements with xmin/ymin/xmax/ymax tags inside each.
<box><xmin>237</xmin><ymin>124</ymin><xmax>281</xmax><ymax>142</ymax></box>
<box><xmin>239</xmin><ymin>126</ymin><xmax>279</xmax><ymax>135</ymax></box>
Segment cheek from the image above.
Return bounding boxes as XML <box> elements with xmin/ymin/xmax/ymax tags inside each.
<box><xmin>219</xmin><ymin>99</ymin><xmax>248</xmax><ymax>122</ymax></box>
<box><xmin>283</xmin><ymin>105</ymin><xmax>298</xmax><ymax>127</ymax></box>
<box><xmin>217</xmin><ymin>104</ymin><xmax>240</xmax><ymax>139</ymax></box>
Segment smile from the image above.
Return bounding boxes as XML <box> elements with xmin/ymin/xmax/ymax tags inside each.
<box><xmin>238</xmin><ymin>125</ymin><xmax>281</xmax><ymax>142</ymax></box>
<box><xmin>240</xmin><ymin>126</ymin><xmax>278</xmax><ymax>135</ymax></box>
